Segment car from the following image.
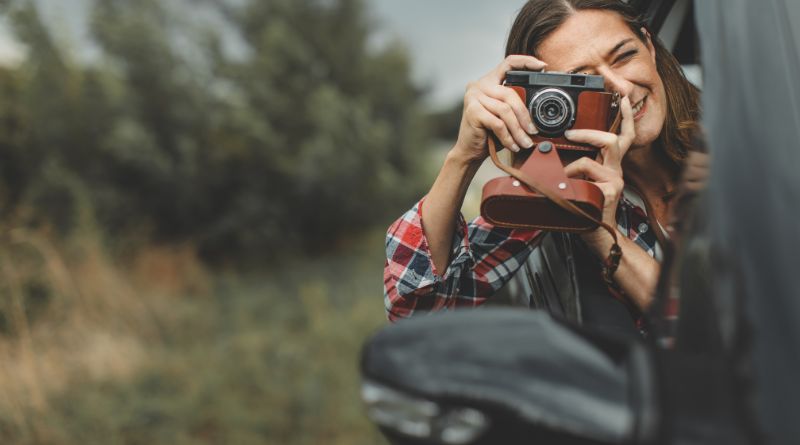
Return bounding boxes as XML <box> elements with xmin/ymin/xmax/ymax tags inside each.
<box><xmin>360</xmin><ymin>1</ymin><xmax>800</xmax><ymax>444</ymax></box>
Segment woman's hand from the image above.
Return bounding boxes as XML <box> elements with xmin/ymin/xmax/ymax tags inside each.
<box><xmin>451</xmin><ymin>55</ymin><xmax>546</xmax><ymax>164</ymax></box>
<box><xmin>563</xmin><ymin>96</ymin><xmax>636</xmax><ymax>251</ymax></box>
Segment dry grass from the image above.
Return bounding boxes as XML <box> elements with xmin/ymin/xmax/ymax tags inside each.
<box><xmin>0</xmin><ymin>228</ymin><xmax>161</xmax><ymax>442</ymax></box>
<box><xmin>128</xmin><ymin>244</ymin><xmax>211</xmax><ymax>297</ymax></box>
<box><xmin>0</xmin><ymin>226</ymin><xmax>389</xmax><ymax>444</ymax></box>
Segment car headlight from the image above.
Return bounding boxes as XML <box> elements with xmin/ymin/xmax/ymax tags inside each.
<box><xmin>361</xmin><ymin>380</ymin><xmax>490</xmax><ymax>444</ymax></box>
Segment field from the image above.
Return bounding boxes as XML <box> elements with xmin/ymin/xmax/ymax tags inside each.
<box><xmin>0</xmin><ymin>227</ymin><xmax>389</xmax><ymax>445</ymax></box>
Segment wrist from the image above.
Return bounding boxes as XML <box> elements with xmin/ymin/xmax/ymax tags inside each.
<box><xmin>580</xmin><ymin>227</ymin><xmax>620</xmax><ymax>257</ymax></box>
<box><xmin>447</xmin><ymin>142</ymin><xmax>486</xmax><ymax>168</ymax></box>
<box><xmin>427</xmin><ymin>146</ymin><xmax>483</xmax><ymax>210</ymax></box>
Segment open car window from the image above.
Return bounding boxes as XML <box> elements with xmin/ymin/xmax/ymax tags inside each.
<box><xmin>629</xmin><ymin>0</ymin><xmax>701</xmax><ymax>86</ymax></box>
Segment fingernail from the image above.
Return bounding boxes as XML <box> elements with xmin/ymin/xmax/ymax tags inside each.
<box><xmin>528</xmin><ymin>123</ymin><xmax>538</xmax><ymax>134</ymax></box>
<box><xmin>522</xmin><ymin>136</ymin><xmax>534</xmax><ymax>148</ymax></box>
<box><xmin>564</xmin><ymin>130</ymin><xmax>574</xmax><ymax>138</ymax></box>
<box><xmin>510</xmin><ymin>144</ymin><xmax>520</xmax><ymax>152</ymax></box>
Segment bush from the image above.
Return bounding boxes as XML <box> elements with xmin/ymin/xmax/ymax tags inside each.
<box><xmin>0</xmin><ymin>0</ymin><xmax>430</xmax><ymax>262</ymax></box>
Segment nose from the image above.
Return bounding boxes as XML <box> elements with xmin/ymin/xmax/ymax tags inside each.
<box><xmin>599</xmin><ymin>67</ymin><xmax>634</xmax><ymax>97</ymax></box>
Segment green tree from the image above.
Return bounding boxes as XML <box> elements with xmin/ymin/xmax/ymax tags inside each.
<box><xmin>198</xmin><ymin>0</ymin><xmax>429</xmax><ymax>258</ymax></box>
<box><xmin>0</xmin><ymin>0</ymin><xmax>429</xmax><ymax>261</ymax></box>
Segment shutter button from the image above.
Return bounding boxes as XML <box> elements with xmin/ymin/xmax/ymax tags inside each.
<box><xmin>638</xmin><ymin>222</ymin><xmax>649</xmax><ymax>234</ymax></box>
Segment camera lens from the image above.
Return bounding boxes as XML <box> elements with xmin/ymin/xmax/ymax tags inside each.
<box><xmin>543</xmin><ymin>101</ymin><xmax>561</xmax><ymax>119</ymax></box>
<box><xmin>529</xmin><ymin>88</ymin><xmax>575</xmax><ymax>136</ymax></box>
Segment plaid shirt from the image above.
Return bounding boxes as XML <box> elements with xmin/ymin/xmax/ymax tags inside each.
<box><xmin>384</xmin><ymin>188</ymin><xmax>672</xmax><ymax>327</ymax></box>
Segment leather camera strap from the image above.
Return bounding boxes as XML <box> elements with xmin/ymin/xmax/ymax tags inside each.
<box><xmin>486</xmin><ymin>109</ymin><xmax>624</xmax><ymax>283</ymax></box>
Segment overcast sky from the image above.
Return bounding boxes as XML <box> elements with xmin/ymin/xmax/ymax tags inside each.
<box><xmin>369</xmin><ymin>0</ymin><xmax>527</xmax><ymax>108</ymax></box>
<box><xmin>0</xmin><ymin>0</ymin><xmax>527</xmax><ymax>109</ymax></box>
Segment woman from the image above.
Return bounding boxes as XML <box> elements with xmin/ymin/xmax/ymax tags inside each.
<box><xmin>384</xmin><ymin>0</ymin><xmax>699</xmax><ymax>335</ymax></box>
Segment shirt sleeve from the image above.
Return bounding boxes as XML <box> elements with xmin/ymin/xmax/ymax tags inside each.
<box><xmin>383</xmin><ymin>197</ymin><xmax>542</xmax><ymax>322</ymax></box>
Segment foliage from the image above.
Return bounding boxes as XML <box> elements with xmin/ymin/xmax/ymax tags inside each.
<box><xmin>0</xmin><ymin>2</ymin><xmax>419</xmax><ymax>441</ymax></box>
<box><xmin>0</xmin><ymin>227</ymin><xmax>389</xmax><ymax>444</ymax></box>
<box><xmin>0</xmin><ymin>0</ymin><xmax>430</xmax><ymax>262</ymax></box>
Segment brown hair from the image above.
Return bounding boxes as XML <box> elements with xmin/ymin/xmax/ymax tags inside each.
<box><xmin>506</xmin><ymin>0</ymin><xmax>699</xmax><ymax>173</ymax></box>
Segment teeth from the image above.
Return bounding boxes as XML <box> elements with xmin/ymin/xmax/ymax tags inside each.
<box><xmin>632</xmin><ymin>96</ymin><xmax>646</xmax><ymax>115</ymax></box>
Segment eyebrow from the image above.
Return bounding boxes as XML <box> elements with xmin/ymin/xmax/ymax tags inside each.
<box><xmin>568</xmin><ymin>38</ymin><xmax>635</xmax><ymax>74</ymax></box>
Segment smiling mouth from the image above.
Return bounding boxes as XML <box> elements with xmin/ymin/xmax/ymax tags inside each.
<box><xmin>632</xmin><ymin>95</ymin><xmax>648</xmax><ymax>120</ymax></box>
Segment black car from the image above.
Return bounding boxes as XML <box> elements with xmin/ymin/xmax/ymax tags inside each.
<box><xmin>360</xmin><ymin>1</ymin><xmax>800</xmax><ymax>444</ymax></box>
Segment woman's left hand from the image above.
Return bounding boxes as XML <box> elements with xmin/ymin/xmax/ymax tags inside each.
<box><xmin>562</xmin><ymin>95</ymin><xmax>636</xmax><ymax>251</ymax></box>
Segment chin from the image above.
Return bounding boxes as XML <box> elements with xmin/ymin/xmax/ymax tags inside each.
<box><xmin>632</xmin><ymin>121</ymin><xmax>663</xmax><ymax>147</ymax></box>
<box><xmin>632</xmin><ymin>133</ymin><xmax>658</xmax><ymax>147</ymax></box>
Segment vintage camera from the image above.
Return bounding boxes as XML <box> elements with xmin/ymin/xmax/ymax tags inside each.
<box><xmin>505</xmin><ymin>70</ymin><xmax>609</xmax><ymax>138</ymax></box>
<box><xmin>480</xmin><ymin>71</ymin><xmax>620</xmax><ymax>232</ymax></box>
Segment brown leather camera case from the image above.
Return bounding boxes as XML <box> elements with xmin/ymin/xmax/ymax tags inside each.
<box><xmin>480</xmin><ymin>90</ymin><xmax>619</xmax><ymax>232</ymax></box>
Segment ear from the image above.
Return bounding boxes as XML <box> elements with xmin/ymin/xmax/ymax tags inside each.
<box><xmin>641</xmin><ymin>27</ymin><xmax>657</xmax><ymax>64</ymax></box>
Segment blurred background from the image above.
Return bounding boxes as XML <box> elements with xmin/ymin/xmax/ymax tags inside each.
<box><xmin>0</xmin><ymin>0</ymin><xmax>522</xmax><ymax>443</ymax></box>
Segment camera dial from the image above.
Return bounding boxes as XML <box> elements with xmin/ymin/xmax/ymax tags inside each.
<box><xmin>530</xmin><ymin>88</ymin><xmax>575</xmax><ymax>136</ymax></box>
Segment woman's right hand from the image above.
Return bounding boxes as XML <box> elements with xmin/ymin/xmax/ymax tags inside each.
<box><xmin>452</xmin><ymin>55</ymin><xmax>547</xmax><ymax>163</ymax></box>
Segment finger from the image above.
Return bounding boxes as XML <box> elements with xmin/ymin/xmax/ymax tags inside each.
<box><xmin>488</xmin><ymin>55</ymin><xmax>547</xmax><ymax>83</ymax></box>
<box><xmin>464</xmin><ymin>81</ymin><xmax>478</xmax><ymax>99</ymax></box>
<box><xmin>685</xmin><ymin>151</ymin><xmax>711</xmax><ymax>168</ymax></box>
<box><xmin>592</xmin><ymin>181</ymin><xmax>625</xmax><ymax>207</ymax></box>
<box><xmin>564</xmin><ymin>128</ymin><xmax>624</xmax><ymax>168</ymax></box>
<box><xmin>563</xmin><ymin>129</ymin><xmax>617</xmax><ymax>148</ymax></box>
<box><xmin>468</xmin><ymin>103</ymin><xmax>519</xmax><ymax>152</ymax></box>
<box><xmin>477</xmin><ymin>95</ymin><xmax>534</xmax><ymax>149</ymax></box>
<box><xmin>480</xmin><ymin>82</ymin><xmax>538</xmax><ymax>135</ymax></box>
<box><xmin>563</xmin><ymin>157</ymin><xmax>620</xmax><ymax>183</ymax></box>
<box><xmin>617</xmin><ymin>95</ymin><xmax>635</xmax><ymax>149</ymax></box>
<box><xmin>682</xmin><ymin>166</ymin><xmax>710</xmax><ymax>189</ymax></box>
<box><xmin>683</xmin><ymin>163</ymin><xmax>708</xmax><ymax>179</ymax></box>
<box><xmin>681</xmin><ymin>153</ymin><xmax>711</xmax><ymax>184</ymax></box>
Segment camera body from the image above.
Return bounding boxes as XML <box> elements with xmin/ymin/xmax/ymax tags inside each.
<box><xmin>505</xmin><ymin>70</ymin><xmax>606</xmax><ymax>137</ymax></box>
<box><xmin>479</xmin><ymin>71</ymin><xmax>620</xmax><ymax>232</ymax></box>
<box><xmin>505</xmin><ymin>71</ymin><xmax>617</xmax><ymax>164</ymax></box>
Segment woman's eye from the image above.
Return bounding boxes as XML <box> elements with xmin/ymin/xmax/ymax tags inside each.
<box><xmin>614</xmin><ymin>49</ymin><xmax>638</xmax><ymax>64</ymax></box>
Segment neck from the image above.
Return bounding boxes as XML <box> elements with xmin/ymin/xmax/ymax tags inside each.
<box><xmin>622</xmin><ymin>143</ymin><xmax>676</xmax><ymax>201</ymax></box>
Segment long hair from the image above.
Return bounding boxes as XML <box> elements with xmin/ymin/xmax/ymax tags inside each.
<box><xmin>506</xmin><ymin>0</ymin><xmax>699</xmax><ymax>173</ymax></box>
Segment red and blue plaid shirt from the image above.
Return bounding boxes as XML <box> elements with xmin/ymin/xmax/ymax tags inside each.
<box><xmin>384</xmin><ymin>188</ymin><xmax>676</xmax><ymax>335</ymax></box>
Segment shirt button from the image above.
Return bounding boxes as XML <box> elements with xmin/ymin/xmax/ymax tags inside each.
<box><xmin>638</xmin><ymin>222</ymin><xmax>649</xmax><ymax>234</ymax></box>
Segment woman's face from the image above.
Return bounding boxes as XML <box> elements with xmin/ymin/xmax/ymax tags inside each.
<box><xmin>536</xmin><ymin>9</ymin><xmax>667</xmax><ymax>148</ymax></box>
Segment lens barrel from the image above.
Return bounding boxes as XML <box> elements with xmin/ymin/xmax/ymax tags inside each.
<box><xmin>529</xmin><ymin>88</ymin><xmax>575</xmax><ymax>136</ymax></box>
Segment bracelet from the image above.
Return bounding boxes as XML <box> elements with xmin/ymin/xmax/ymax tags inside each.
<box><xmin>602</xmin><ymin>243</ymin><xmax>623</xmax><ymax>287</ymax></box>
